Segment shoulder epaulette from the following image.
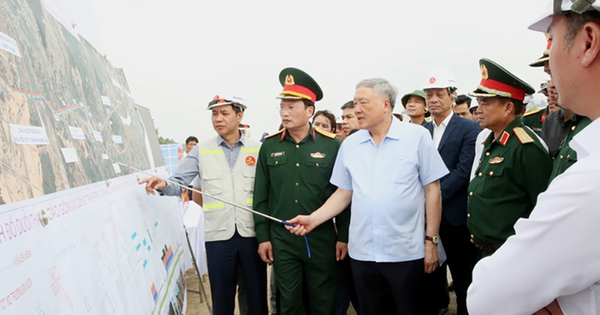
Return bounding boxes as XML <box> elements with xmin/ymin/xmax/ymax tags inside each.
<box><xmin>513</xmin><ymin>127</ymin><xmax>535</xmax><ymax>144</ymax></box>
<box><xmin>264</xmin><ymin>129</ymin><xmax>285</xmax><ymax>140</ymax></box>
<box><xmin>523</xmin><ymin>108</ymin><xmax>542</xmax><ymax>117</ymax></box>
<box><xmin>314</xmin><ymin>128</ymin><xmax>336</xmax><ymax>139</ymax></box>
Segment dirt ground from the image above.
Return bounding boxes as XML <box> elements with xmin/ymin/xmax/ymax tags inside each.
<box><xmin>185</xmin><ymin>267</ymin><xmax>457</xmax><ymax>315</ymax></box>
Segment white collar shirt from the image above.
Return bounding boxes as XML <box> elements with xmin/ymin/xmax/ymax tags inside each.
<box><xmin>432</xmin><ymin>111</ymin><xmax>454</xmax><ymax>149</ymax></box>
<box><xmin>467</xmin><ymin>118</ymin><xmax>600</xmax><ymax>315</ymax></box>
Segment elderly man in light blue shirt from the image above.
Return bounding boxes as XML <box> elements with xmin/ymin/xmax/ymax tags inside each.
<box><xmin>287</xmin><ymin>78</ymin><xmax>448</xmax><ymax>315</ymax></box>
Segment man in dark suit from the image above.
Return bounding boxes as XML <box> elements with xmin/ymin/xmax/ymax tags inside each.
<box><xmin>422</xmin><ymin>67</ymin><xmax>480</xmax><ymax>315</ymax></box>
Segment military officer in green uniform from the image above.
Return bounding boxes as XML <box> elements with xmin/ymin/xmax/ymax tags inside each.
<box><xmin>524</xmin><ymin>39</ymin><xmax>558</xmax><ymax>135</ymax></box>
<box><xmin>548</xmin><ymin>114</ymin><xmax>592</xmax><ymax>183</ymax></box>
<box><xmin>523</xmin><ymin>98</ymin><xmax>552</xmax><ymax>136</ymax></box>
<box><xmin>527</xmin><ymin>39</ymin><xmax>593</xmax><ymax>184</ymax></box>
<box><xmin>401</xmin><ymin>89</ymin><xmax>429</xmax><ymax>126</ymax></box>
<box><xmin>467</xmin><ymin>59</ymin><xmax>552</xmax><ymax>257</ymax></box>
<box><xmin>253</xmin><ymin>67</ymin><xmax>349</xmax><ymax>315</ymax></box>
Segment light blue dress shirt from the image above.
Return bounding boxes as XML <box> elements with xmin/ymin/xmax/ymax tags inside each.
<box><xmin>330</xmin><ymin>117</ymin><xmax>448</xmax><ymax>262</ymax></box>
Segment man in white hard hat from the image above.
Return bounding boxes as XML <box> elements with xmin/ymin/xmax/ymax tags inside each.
<box><xmin>469</xmin><ymin>99</ymin><xmax>481</xmax><ymax>126</ymax></box>
<box><xmin>467</xmin><ymin>1</ymin><xmax>600</xmax><ymax>314</ymax></box>
<box><xmin>139</xmin><ymin>95</ymin><xmax>267</xmax><ymax>315</ymax></box>
<box><xmin>422</xmin><ymin>67</ymin><xmax>480</xmax><ymax>315</ymax></box>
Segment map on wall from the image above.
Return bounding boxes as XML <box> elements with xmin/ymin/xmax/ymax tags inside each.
<box><xmin>0</xmin><ymin>1</ymin><xmax>191</xmax><ymax>314</ymax></box>
<box><xmin>0</xmin><ymin>0</ymin><xmax>151</xmax><ymax>205</ymax></box>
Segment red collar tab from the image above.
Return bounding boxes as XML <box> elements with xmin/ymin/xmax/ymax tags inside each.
<box><xmin>499</xmin><ymin>131</ymin><xmax>510</xmax><ymax>146</ymax></box>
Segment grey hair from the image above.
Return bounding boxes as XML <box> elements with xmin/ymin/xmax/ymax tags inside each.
<box><xmin>355</xmin><ymin>78</ymin><xmax>398</xmax><ymax>110</ymax></box>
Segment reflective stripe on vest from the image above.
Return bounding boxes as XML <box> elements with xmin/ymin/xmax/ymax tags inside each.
<box><xmin>246</xmin><ymin>199</ymin><xmax>253</xmax><ymax>206</ymax></box>
<box><xmin>241</xmin><ymin>148</ymin><xmax>260</xmax><ymax>153</ymax></box>
<box><xmin>203</xmin><ymin>203</ymin><xmax>224</xmax><ymax>210</ymax></box>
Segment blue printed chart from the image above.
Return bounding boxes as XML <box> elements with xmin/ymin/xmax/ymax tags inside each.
<box><xmin>0</xmin><ymin>171</ymin><xmax>189</xmax><ymax>314</ymax></box>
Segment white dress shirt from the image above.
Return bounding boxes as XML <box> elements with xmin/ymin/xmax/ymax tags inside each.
<box><xmin>467</xmin><ymin>118</ymin><xmax>600</xmax><ymax>315</ymax></box>
<box><xmin>432</xmin><ymin>111</ymin><xmax>454</xmax><ymax>149</ymax></box>
<box><xmin>470</xmin><ymin>128</ymin><xmax>492</xmax><ymax>180</ymax></box>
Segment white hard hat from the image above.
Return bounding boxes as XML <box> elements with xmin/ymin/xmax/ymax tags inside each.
<box><xmin>423</xmin><ymin>67</ymin><xmax>458</xmax><ymax>90</ymax></box>
<box><xmin>207</xmin><ymin>94</ymin><xmax>247</xmax><ymax>111</ymax></box>
<box><xmin>529</xmin><ymin>0</ymin><xmax>600</xmax><ymax>33</ymax></box>
<box><xmin>469</xmin><ymin>98</ymin><xmax>479</xmax><ymax>110</ymax></box>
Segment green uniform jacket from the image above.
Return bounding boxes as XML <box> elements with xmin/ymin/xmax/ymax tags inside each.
<box><xmin>253</xmin><ymin>127</ymin><xmax>349</xmax><ymax>245</ymax></box>
<box><xmin>522</xmin><ymin>105</ymin><xmax>550</xmax><ymax>136</ymax></box>
<box><xmin>467</xmin><ymin>117</ymin><xmax>552</xmax><ymax>247</ymax></box>
<box><xmin>548</xmin><ymin>115</ymin><xmax>592</xmax><ymax>183</ymax></box>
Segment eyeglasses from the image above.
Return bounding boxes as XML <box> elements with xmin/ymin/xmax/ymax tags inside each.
<box><xmin>279</xmin><ymin>104</ymin><xmax>301</xmax><ymax>112</ymax></box>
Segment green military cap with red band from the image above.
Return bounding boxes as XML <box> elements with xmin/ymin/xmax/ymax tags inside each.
<box><xmin>469</xmin><ymin>58</ymin><xmax>535</xmax><ymax>102</ymax></box>
<box><xmin>277</xmin><ymin>67</ymin><xmax>323</xmax><ymax>103</ymax></box>
<box><xmin>529</xmin><ymin>37</ymin><xmax>551</xmax><ymax>67</ymax></box>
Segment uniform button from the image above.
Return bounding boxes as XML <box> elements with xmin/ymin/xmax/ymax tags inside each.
<box><xmin>567</xmin><ymin>155</ymin><xmax>571</xmax><ymax>159</ymax></box>
<box><xmin>295</xmin><ymin>199</ymin><xmax>298</xmax><ymax>203</ymax></box>
<box><xmin>295</xmin><ymin>182</ymin><xmax>299</xmax><ymax>186</ymax></box>
<box><xmin>489</xmin><ymin>171</ymin><xmax>494</xmax><ymax>176</ymax></box>
<box><xmin>485</xmin><ymin>152</ymin><xmax>490</xmax><ymax>156</ymax></box>
<box><xmin>560</xmin><ymin>155</ymin><xmax>564</xmax><ymax>159</ymax></box>
<box><xmin>470</xmin><ymin>234</ymin><xmax>474</xmax><ymax>239</ymax></box>
<box><xmin>296</xmin><ymin>144</ymin><xmax>300</xmax><ymax>148</ymax></box>
<box><xmin>296</xmin><ymin>163</ymin><xmax>300</xmax><ymax>167</ymax></box>
<box><xmin>469</xmin><ymin>192</ymin><xmax>473</xmax><ymax>196</ymax></box>
<box><xmin>572</xmin><ymin>126</ymin><xmax>576</xmax><ymax>131</ymax></box>
<box><xmin>316</xmin><ymin>163</ymin><xmax>319</xmax><ymax>167</ymax></box>
<box><xmin>275</xmin><ymin>161</ymin><xmax>279</xmax><ymax>165</ymax></box>
<box><xmin>478</xmin><ymin>172</ymin><xmax>482</xmax><ymax>177</ymax></box>
<box><xmin>467</xmin><ymin>213</ymin><xmax>471</xmax><ymax>218</ymax></box>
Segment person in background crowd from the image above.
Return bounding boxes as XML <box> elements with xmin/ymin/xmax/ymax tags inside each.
<box><xmin>340</xmin><ymin>100</ymin><xmax>360</xmax><ymax>138</ymax></box>
<box><xmin>423</xmin><ymin>67</ymin><xmax>480</xmax><ymax>315</ymax></box>
<box><xmin>401</xmin><ymin>89</ymin><xmax>429</xmax><ymax>125</ymax></box>
<box><xmin>523</xmin><ymin>39</ymin><xmax>560</xmax><ymax>136</ymax></box>
<box><xmin>454</xmin><ymin>95</ymin><xmax>474</xmax><ymax>121</ymax></box>
<box><xmin>312</xmin><ymin>110</ymin><xmax>337</xmax><ymax>134</ymax></box>
<box><xmin>139</xmin><ymin>94</ymin><xmax>267</xmax><ymax>315</ymax></box>
<box><xmin>287</xmin><ymin>77</ymin><xmax>448</xmax><ymax>315</ymax></box>
<box><xmin>467</xmin><ymin>58</ymin><xmax>552</xmax><ymax>259</ymax></box>
<box><xmin>185</xmin><ymin>136</ymin><xmax>198</xmax><ymax>154</ymax></box>
<box><xmin>470</xmin><ymin>99</ymin><xmax>482</xmax><ymax>125</ymax></box>
<box><xmin>335</xmin><ymin>117</ymin><xmax>346</xmax><ymax>141</ymax></box>
<box><xmin>253</xmin><ymin>67</ymin><xmax>349</xmax><ymax>315</ymax></box>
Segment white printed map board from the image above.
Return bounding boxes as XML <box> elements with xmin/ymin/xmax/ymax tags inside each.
<box><xmin>0</xmin><ymin>172</ymin><xmax>189</xmax><ymax>315</ymax></box>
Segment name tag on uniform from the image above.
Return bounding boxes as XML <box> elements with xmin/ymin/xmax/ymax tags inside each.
<box><xmin>271</xmin><ymin>151</ymin><xmax>285</xmax><ymax>157</ymax></box>
<box><xmin>310</xmin><ymin>152</ymin><xmax>326</xmax><ymax>158</ymax></box>
<box><xmin>489</xmin><ymin>157</ymin><xmax>504</xmax><ymax>164</ymax></box>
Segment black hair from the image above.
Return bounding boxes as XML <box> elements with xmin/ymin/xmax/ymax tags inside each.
<box><xmin>340</xmin><ymin>100</ymin><xmax>354</xmax><ymax>110</ymax></box>
<box><xmin>185</xmin><ymin>136</ymin><xmax>198</xmax><ymax>144</ymax></box>
<box><xmin>313</xmin><ymin>110</ymin><xmax>337</xmax><ymax>133</ymax></box>
<box><xmin>455</xmin><ymin>94</ymin><xmax>472</xmax><ymax>106</ymax></box>
<box><xmin>564</xmin><ymin>10</ymin><xmax>600</xmax><ymax>48</ymax></box>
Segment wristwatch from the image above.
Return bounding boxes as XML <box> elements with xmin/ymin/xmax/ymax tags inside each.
<box><xmin>425</xmin><ymin>235</ymin><xmax>440</xmax><ymax>245</ymax></box>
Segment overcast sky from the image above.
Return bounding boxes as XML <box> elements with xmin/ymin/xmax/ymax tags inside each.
<box><xmin>79</xmin><ymin>0</ymin><xmax>550</xmax><ymax>143</ymax></box>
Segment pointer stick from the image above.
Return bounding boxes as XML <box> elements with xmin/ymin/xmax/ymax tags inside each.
<box><xmin>118</xmin><ymin>162</ymin><xmax>312</xmax><ymax>258</ymax></box>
